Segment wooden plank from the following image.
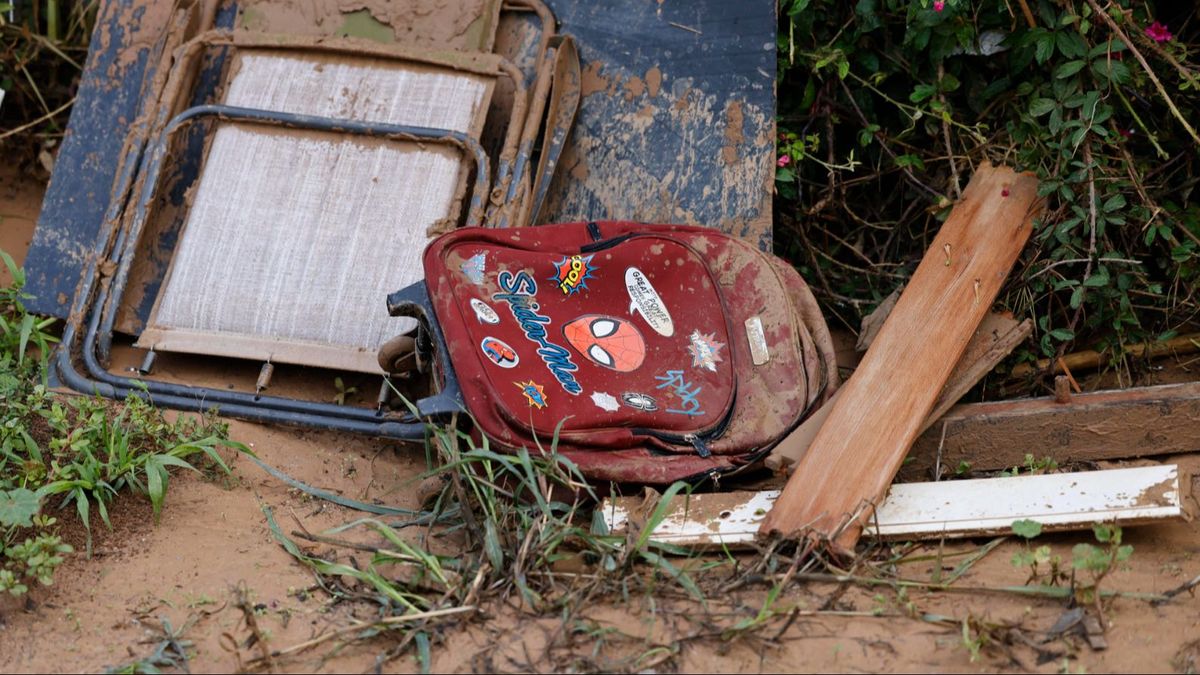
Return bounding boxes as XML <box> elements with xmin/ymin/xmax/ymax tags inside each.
<box><xmin>600</xmin><ymin>465</ymin><xmax>1191</xmax><ymax>547</ymax></box>
<box><xmin>759</xmin><ymin>163</ymin><xmax>1040</xmax><ymax>548</ymax></box>
<box><xmin>765</xmin><ymin>313</ymin><xmax>1031</xmax><ymax>473</ymax></box>
<box><xmin>902</xmin><ymin>380</ymin><xmax>1200</xmax><ymax>481</ymax></box>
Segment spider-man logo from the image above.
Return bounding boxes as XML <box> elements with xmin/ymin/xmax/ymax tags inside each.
<box><xmin>562</xmin><ymin>315</ymin><xmax>646</xmax><ymax>372</ymax></box>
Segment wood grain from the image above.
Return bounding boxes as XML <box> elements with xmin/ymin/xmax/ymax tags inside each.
<box><xmin>758</xmin><ymin>162</ymin><xmax>1040</xmax><ymax>548</ymax></box>
<box><xmin>901</xmin><ymin>379</ymin><xmax>1200</xmax><ymax>480</ymax></box>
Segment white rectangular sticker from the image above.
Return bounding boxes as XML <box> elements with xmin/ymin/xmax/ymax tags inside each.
<box><xmin>745</xmin><ymin>316</ymin><xmax>769</xmax><ymax>365</ymax></box>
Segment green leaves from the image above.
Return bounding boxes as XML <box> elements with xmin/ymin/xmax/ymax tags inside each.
<box><xmin>1011</xmin><ymin>519</ymin><xmax>1043</xmax><ymax>540</ymax></box>
<box><xmin>0</xmin><ymin>488</ymin><xmax>40</xmax><ymax>528</ymax></box>
<box><xmin>910</xmin><ymin>83</ymin><xmax>938</xmax><ymax>103</ymax></box>
<box><xmin>1029</xmin><ymin>98</ymin><xmax>1056</xmax><ymax>117</ymax></box>
<box><xmin>1054</xmin><ymin>60</ymin><xmax>1086</xmax><ymax>79</ymax></box>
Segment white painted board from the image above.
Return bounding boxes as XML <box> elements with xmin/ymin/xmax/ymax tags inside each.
<box><xmin>599</xmin><ymin>464</ymin><xmax>1190</xmax><ymax>546</ymax></box>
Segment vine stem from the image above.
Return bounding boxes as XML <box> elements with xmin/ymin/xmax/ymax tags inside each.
<box><xmin>1050</xmin><ymin>140</ymin><xmax>1098</xmax><ymax>373</ymax></box>
<box><xmin>1084</xmin><ymin>0</ymin><xmax>1200</xmax><ymax>150</ymax></box>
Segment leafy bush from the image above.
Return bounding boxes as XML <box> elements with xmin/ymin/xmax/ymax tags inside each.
<box><xmin>775</xmin><ymin>0</ymin><xmax>1200</xmax><ymax>384</ymax></box>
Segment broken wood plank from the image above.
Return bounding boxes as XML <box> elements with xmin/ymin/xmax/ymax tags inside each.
<box><xmin>600</xmin><ymin>465</ymin><xmax>1191</xmax><ymax>548</ymax></box>
<box><xmin>902</xmin><ymin>380</ymin><xmax>1200</xmax><ymax>480</ymax></box>
<box><xmin>759</xmin><ymin>163</ymin><xmax>1041</xmax><ymax>548</ymax></box>
<box><xmin>765</xmin><ymin>313</ymin><xmax>1032</xmax><ymax>473</ymax></box>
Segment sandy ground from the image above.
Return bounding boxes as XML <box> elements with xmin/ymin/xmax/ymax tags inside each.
<box><xmin>1</xmin><ymin>164</ymin><xmax>1199</xmax><ymax>673</ymax></box>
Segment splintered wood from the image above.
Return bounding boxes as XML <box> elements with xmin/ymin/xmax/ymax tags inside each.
<box><xmin>758</xmin><ymin>162</ymin><xmax>1040</xmax><ymax>548</ymax></box>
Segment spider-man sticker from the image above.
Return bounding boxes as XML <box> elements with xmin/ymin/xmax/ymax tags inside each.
<box><xmin>562</xmin><ymin>315</ymin><xmax>646</xmax><ymax>372</ymax></box>
<box><xmin>481</xmin><ymin>336</ymin><xmax>519</xmax><ymax>368</ymax></box>
<box><xmin>516</xmin><ymin>380</ymin><xmax>548</xmax><ymax>409</ymax></box>
<box><xmin>621</xmin><ymin>392</ymin><xmax>659</xmax><ymax>412</ymax></box>
<box><xmin>550</xmin><ymin>254</ymin><xmax>596</xmax><ymax>295</ymax></box>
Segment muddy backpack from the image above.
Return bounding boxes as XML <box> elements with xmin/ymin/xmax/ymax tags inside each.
<box><xmin>384</xmin><ymin>221</ymin><xmax>838</xmax><ymax>484</ymax></box>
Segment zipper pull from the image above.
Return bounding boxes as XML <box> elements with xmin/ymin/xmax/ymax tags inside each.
<box><xmin>684</xmin><ymin>433</ymin><xmax>712</xmax><ymax>458</ymax></box>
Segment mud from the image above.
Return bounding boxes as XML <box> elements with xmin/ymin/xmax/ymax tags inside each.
<box><xmin>236</xmin><ymin>0</ymin><xmax>500</xmax><ymax>52</ymax></box>
<box><xmin>0</xmin><ymin>163</ymin><xmax>43</xmax><ymax>286</ymax></box>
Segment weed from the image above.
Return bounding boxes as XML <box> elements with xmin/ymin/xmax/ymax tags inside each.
<box><xmin>104</xmin><ymin>616</ymin><xmax>195</xmax><ymax>674</ymax></box>
<box><xmin>0</xmin><ymin>252</ymin><xmax>247</xmax><ymax>592</ymax></box>
<box><xmin>1071</xmin><ymin>523</ymin><xmax>1133</xmax><ymax>617</ymax></box>
<box><xmin>999</xmin><ymin>453</ymin><xmax>1060</xmax><ymax>477</ymax></box>
<box><xmin>1011</xmin><ymin>519</ymin><xmax>1068</xmax><ymax>586</ymax></box>
<box><xmin>1010</xmin><ymin>518</ymin><xmax>1134</xmax><ymax>623</ymax></box>
<box><xmin>332</xmin><ymin>376</ymin><xmax>357</xmax><ymax>405</ymax></box>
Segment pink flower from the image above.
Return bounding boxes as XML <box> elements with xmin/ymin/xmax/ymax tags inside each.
<box><xmin>777</xmin><ymin>155</ymin><xmax>791</xmax><ymax>168</ymax></box>
<box><xmin>1145</xmin><ymin>21</ymin><xmax>1173</xmax><ymax>43</ymax></box>
<box><xmin>933</xmin><ymin>0</ymin><xmax>945</xmax><ymax>12</ymax></box>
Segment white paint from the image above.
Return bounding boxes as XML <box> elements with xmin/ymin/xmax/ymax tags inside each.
<box><xmin>625</xmin><ymin>268</ymin><xmax>674</xmax><ymax>337</ymax></box>
<box><xmin>599</xmin><ymin>464</ymin><xmax>1187</xmax><ymax>546</ymax></box>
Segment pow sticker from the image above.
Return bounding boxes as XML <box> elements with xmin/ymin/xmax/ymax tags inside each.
<box><xmin>563</xmin><ymin>315</ymin><xmax>646</xmax><ymax>372</ymax></box>
<box><xmin>591</xmin><ymin>391</ymin><xmax>619</xmax><ymax>412</ymax></box>
<box><xmin>517</xmin><ymin>380</ymin><xmax>548</xmax><ymax>409</ymax></box>
<box><xmin>481</xmin><ymin>336</ymin><xmax>518</xmax><ymax>368</ymax></box>
<box><xmin>621</xmin><ymin>392</ymin><xmax>659</xmax><ymax>412</ymax></box>
<box><xmin>687</xmin><ymin>330</ymin><xmax>726</xmax><ymax>372</ymax></box>
<box><xmin>550</xmin><ymin>254</ymin><xmax>597</xmax><ymax>295</ymax></box>
<box><xmin>460</xmin><ymin>252</ymin><xmax>487</xmax><ymax>285</ymax></box>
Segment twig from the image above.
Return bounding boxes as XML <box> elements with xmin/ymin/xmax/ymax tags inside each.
<box><xmin>837</xmin><ymin>78</ymin><xmax>945</xmax><ymax>201</ymax></box>
<box><xmin>249</xmin><ymin>606</ymin><xmax>477</xmax><ymax>663</ymax></box>
<box><xmin>1084</xmin><ymin>0</ymin><xmax>1200</xmax><ymax>150</ymax></box>
<box><xmin>1014</xmin><ymin>0</ymin><xmax>1037</xmax><ymax>28</ymax></box>
<box><xmin>938</xmin><ymin>63</ymin><xmax>962</xmax><ymax>199</ymax></box>
<box><xmin>1152</xmin><ymin>572</ymin><xmax>1200</xmax><ymax>605</ymax></box>
<box><xmin>667</xmin><ymin>21</ymin><xmax>701</xmax><ymax>35</ymax></box>
<box><xmin>1051</xmin><ymin>140</ymin><xmax>1098</xmax><ymax>371</ymax></box>
<box><xmin>1028</xmin><ymin>257</ymin><xmax>1142</xmax><ymax>280</ymax></box>
<box><xmin>0</xmin><ymin>97</ymin><xmax>76</xmax><ymax>140</ymax></box>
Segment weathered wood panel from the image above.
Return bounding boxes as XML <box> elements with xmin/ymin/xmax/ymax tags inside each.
<box><xmin>903</xmin><ymin>381</ymin><xmax>1200</xmax><ymax>480</ymax></box>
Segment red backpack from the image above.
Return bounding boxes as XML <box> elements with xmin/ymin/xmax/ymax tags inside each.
<box><xmin>387</xmin><ymin>222</ymin><xmax>838</xmax><ymax>484</ymax></box>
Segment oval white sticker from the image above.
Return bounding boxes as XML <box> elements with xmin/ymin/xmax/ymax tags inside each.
<box><xmin>480</xmin><ymin>336</ymin><xmax>519</xmax><ymax>368</ymax></box>
<box><xmin>470</xmin><ymin>298</ymin><xmax>500</xmax><ymax>324</ymax></box>
<box><xmin>624</xmin><ymin>267</ymin><xmax>674</xmax><ymax>337</ymax></box>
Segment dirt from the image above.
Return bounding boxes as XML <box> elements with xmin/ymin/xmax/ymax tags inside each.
<box><xmin>3</xmin><ymin>166</ymin><xmax>1200</xmax><ymax>673</ymax></box>
<box><xmin>0</xmin><ymin>163</ymin><xmax>43</xmax><ymax>287</ymax></box>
